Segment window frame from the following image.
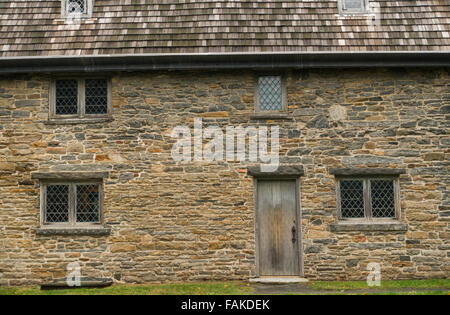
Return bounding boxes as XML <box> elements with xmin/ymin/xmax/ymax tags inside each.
<box><xmin>336</xmin><ymin>176</ymin><xmax>401</xmax><ymax>222</ymax></box>
<box><xmin>49</xmin><ymin>77</ymin><xmax>112</xmax><ymax>120</ymax></box>
<box><xmin>61</xmin><ymin>0</ymin><xmax>93</xmax><ymax>19</ymax></box>
<box><xmin>254</xmin><ymin>74</ymin><xmax>288</xmax><ymax>114</ymax></box>
<box><xmin>40</xmin><ymin>179</ymin><xmax>104</xmax><ymax>227</ymax></box>
<box><xmin>338</xmin><ymin>0</ymin><xmax>369</xmax><ymax>15</ymax></box>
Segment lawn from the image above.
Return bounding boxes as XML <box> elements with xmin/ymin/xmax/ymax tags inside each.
<box><xmin>0</xmin><ymin>279</ymin><xmax>448</xmax><ymax>295</ymax></box>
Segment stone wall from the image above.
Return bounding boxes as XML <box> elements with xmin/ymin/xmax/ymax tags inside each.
<box><xmin>0</xmin><ymin>68</ymin><xmax>448</xmax><ymax>285</ymax></box>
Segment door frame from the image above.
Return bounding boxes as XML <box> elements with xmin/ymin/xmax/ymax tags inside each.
<box><xmin>253</xmin><ymin>176</ymin><xmax>303</xmax><ymax>277</ymax></box>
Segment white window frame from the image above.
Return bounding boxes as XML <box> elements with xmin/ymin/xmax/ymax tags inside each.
<box><xmin>338</xmin><ymin>0</ymin><xmax>369</xmax><ymax>15</ymax></box>
<box><xmin>61</xmin><ymin>0</ymin><xmax>93</xmax><ymax>19</ymax></box>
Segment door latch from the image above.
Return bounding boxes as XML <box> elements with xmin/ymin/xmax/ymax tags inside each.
<box><xmin>291</xmin><ymin>226</ymin><xmax>297</xmax><ymax>243</ymax></box>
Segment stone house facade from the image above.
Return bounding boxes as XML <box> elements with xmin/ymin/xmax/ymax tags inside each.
<box><xmin>0</xmin><ymin>1</ymin><xmax>449</xmax><ymax>286</ymax></box>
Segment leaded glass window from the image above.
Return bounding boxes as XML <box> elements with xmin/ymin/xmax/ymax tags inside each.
<box><xmin>62</xmin><ymin>0</ymin><xmax>92</xmax><ymax>18</ymax></box>
<box><xmin>46</xmin><ymin>185</ymin><xmax>70</xmax><ymax>223</ymax></box>
<box><xmin>43</xmin><ymin>182</ymin><xmax>103</xmax><ymax>225</ymax></box>
<box><xmin>68</xmin><ymin>0</ymin><xmax>87</xmax><ymax>14</ymax></box>
<box><xmin>257</xmin><ymin>76</ymin><xmax>284</xmax><ymax>112</ymax></box>
<box><xmin>339</xmin><ymin>0</ymin><xmax>368</xmax><ymax>14</ymax></box>
<box><xmin>55</xmin><ymin>80</ymin><xmax>78</xmax><ymax>115</ymax></box>
<box><xmin>340</xmin><ymin>180</ymin><xmax>365</xmax><ymax>218</ymax></box>
<box><xmin>85</xmin><ymin>79</ymin><xmax>108</xmax><ymax>115</ymax></box>
<box><xmin>371</xmin><ymin>180</ymin><xmax>396</xmax><ymax>218</ymax></box>
<box><xmin>52</xmin><ymin>78</ymin><xmax>110</xmax><ymax>118</ymax></box>
<box><xmin>76</xmin><ymin>184</ymin><xmax>100</xmax><ymax>223</ymax></box>
<box><xmin>338</xmin><ymin>177</ymin><xmax>399</xmax><ymax>220</ymax></box>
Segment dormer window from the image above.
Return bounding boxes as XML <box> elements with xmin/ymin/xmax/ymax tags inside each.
<box><xmin>68</xmin><ymin>0</ymin><xmax>86</xmax><ymax>14</ymax></box>
<box><xmin>338</xmin><ymin>0</ymin><xmax>368</xmax><ymax>14</ymax></box>
<box><xmin>62</xmin><ymin>0</ymin><xmax>93</xmax><ymax>18</ymax></box>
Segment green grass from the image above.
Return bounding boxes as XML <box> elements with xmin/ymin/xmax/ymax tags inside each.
<box><xmin>0</xmin><ymin>279</ymin><xmax>448</xmax><ymax>295</ymax></box>
<box><xmin>0</xmin><ymin>281</ymin><xmax>253</xmax><ymax>295</ymax></box>
<box><xmin>310</xmin><ymin>278</ymin><xmax>450</xmax><ymax>291</ymax></box>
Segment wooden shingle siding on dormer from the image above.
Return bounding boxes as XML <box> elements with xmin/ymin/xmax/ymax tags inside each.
<box><xmin>0</xmin><ymin>0</ymin><xmax>449</xmax><ymax>57</ymax></box>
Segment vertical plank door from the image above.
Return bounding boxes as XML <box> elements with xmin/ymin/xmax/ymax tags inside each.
<box><xmin>257</xmin><ymin>180</ymin><xmax>300</xmax><ymax>276</ymax></box>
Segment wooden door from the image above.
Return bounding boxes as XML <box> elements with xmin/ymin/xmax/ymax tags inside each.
<box><xmin>256</xmin><ymin>179</ymin><xmax>301</xmax><ymax>276</ymax></box>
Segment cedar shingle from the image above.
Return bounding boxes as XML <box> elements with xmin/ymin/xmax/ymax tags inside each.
<box><xmin>0</xmin><ymin>0</ymin><xmax>449</xmax><ymax>57</ymax></box>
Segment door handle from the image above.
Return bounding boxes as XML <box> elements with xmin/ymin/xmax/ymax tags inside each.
<box><xmin>291</xmin><ymin>226</ymin><xmax>297</xmax><ymax>243</ymax></box>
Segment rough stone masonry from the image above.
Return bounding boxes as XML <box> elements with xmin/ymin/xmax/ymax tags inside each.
<box><xmin>0</xmin><ymin>68</ymin><xmax>448</xmax><ymax>286</ymax></box>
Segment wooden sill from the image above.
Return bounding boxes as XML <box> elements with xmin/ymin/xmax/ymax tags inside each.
<box><xmin>330</xmin><ymin>223</ymin><xmax>408</xmax><ymax>232</ymax></box>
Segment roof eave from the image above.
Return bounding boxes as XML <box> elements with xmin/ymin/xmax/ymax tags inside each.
<box><xmin>0</xmin><ymin>51</ymin><xmax>449</xmax><ymax>74</ymax></box>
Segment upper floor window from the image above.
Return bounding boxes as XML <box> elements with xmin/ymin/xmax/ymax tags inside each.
<box><xmin>255</xmin><ymin>75</ymin><xmax>287</xmax><ymax>113</ymax></box>
<box><xmin>62</xmin><ymin>0</ymin><xmax>93</xmax><ymax>18</ymax></box>
<box><xmin>337</xmin><ymin>177</ymin><xmax>400</xmax><ymax>221</ymax></box>
<box><xmin>50</xmin><ymin>78</ymin><xmax>111</xmax><ymax>119</ymax></box>
<box><xmin>338</xmin><ymin>0</ymin><xmax>368</xmax><ymax>14</ymax></box>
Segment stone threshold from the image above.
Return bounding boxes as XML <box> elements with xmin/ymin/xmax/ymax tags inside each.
<box><xmin>41</xmin><ymin>277</ymin><xmax>113</xmax><ymax>290</ymax></box>
<box><xmin>249</xmin><ymin>277</ymin><xmax>309</xmax><ymax>284</ymax></box>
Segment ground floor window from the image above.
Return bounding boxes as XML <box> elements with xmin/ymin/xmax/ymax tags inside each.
<box><xmin>42</xmin><ymin>181</ymin><xmax>103</xmax><ymax>226</ymax></box>
<box><xmin>337</xmin><ymin>177</ymin><xmax>400</xmax><ymax>221</ymax></box>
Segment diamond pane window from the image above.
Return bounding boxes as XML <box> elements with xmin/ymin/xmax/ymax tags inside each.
<box><xmin>85</xmin><ymin>79</ymin><xmax>108</xmax><ymax>115</ymax></box>
<box><xmin>340</xmin><ymin>0</ymin><xmax>367</xmax><ymax>13</ymax></box>
<box><xmin>337</xmin><ymin>177</ymin><xmax>399</xmax><ymax>221</ymax></box>
<box><xmin>371</xmin><ymin>180</ymin><xmax>395</xmax><ymax>218</ymax></box>
<box><xmin>42</xmin><ymin>182</ymin><xmax>103</xmax><ymax>226</ymax></box>
<box><xmin>76</xmin><ymin>185</ymin><xmax>100</xmax><ymax>223</ymax></box>
<box><xmin>344</xmin><ymin>0</ymin><xmax>363</xmax><ymax>9</ymax></box>
<box><xmin>68</xmin><ymin>0</ymin><xmax>87</xmax><ymax>14</ymax></box>
<box><xmin>340</xmin><ymin>180</ymin><xmax>365</xmax><ymax>218</ymax></box>
<box><xmin>258</xmin><ymin>76</ymin><xmax>283</xmax><ymax>111</ymax></box>
<box><xmin>52</xmin><ymin>78</ymin><xmax>110</xmax><ymax>119</ymax></box>
<box><xmin>55</xmin><ymin>80</ymin><xmax>78</xmax><ymax>115</ymax></box>
<box><xmin>46</xmin><ymin>185</ymin><xmax>69</xmax><ymax>223</ymax></box>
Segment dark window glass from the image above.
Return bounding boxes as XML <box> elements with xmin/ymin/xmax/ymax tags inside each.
<box><xmin>85</xmin><ymin>79</ymin><xmax>108</xmax><ymax>115</ymax></box>
<box><xmin>371</xmin><ymin>180</ymin><xmax>395</xmax><ymax>218</ymax></box>
<box><xmin>76</xmin><ymin>184</ymin><xmax>100</xmax><ymax>223</ymax></box>
<box><xmin>340</xmin><ymin>180</ymin><xmax>365</xmax><ymax>218</ymax></box>
<box><xmin>55</xmin><ymin>80</ymin><xmax>78</xmax><ymax>115</ymax></box>
<box><xmin>46</xmin><ymin>185</ymin><xmax>69</xmax><ymax>223</ymax></box>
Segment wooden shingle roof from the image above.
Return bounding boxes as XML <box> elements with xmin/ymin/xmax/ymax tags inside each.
<box><xmin>0</xmin><ymin>0</ymin><xmax>449</xmax><ymax>57</ymax></box>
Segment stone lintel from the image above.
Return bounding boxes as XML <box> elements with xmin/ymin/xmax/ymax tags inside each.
<box><xmin>329</xmin><ymin>168</ymin><xmax>406</xmax><ymax>176</ymax></box>
<box><xmin>247</xmin><ymin>165</ymin><xmax>304</xmax><ymax>177</ymax></box>
<box><xmin>31</xmin><ymin>171</ymin><xmax>109</xmax><ymax>180</ymax></box>
<box><xmin>330</xmin><ymin>223</ymin><xmax>408</xmax><ymax>232</ymax></box>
